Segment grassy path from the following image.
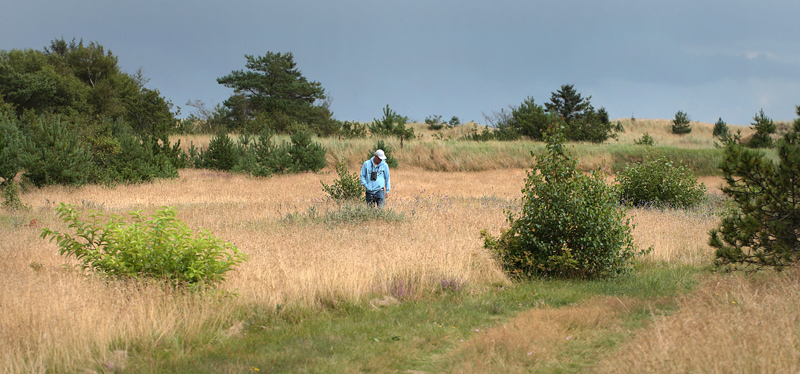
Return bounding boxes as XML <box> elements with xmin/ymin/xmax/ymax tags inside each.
<box><xmin>122</xmin><ymin>263</ymin><xmax>701</xmax><ymax>373</ymax></box>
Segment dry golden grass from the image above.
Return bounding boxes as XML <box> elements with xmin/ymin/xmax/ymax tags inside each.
<box><xmin>614</xmin><ymin>118</ymin><xmax>754</xmax><ymax>148</ymax></box>
<box><xmin>0</xmin><ymin>168</ymin><xmax>517</xmax><ymax>372</ymax></box>
<box><xmin>0</xmin><ymin>168</ymin><xmax>724</xmax><ymax>372</ymax></box>
<box><xmin>596</xmin><ymin>267</ymin><xmax>800</xmax><ymax>373</ymax></box>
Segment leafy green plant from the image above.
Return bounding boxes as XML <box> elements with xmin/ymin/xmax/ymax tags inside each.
<box><xmin>710</xmin><ymin>111</ymin><xmax>800</xmax><ymax>270</ymax></box>
<box><xmin>617</xmin><ymin>157</ymin><xmax>706</xmax><ymax>208</ymax></box>
<box><xmin>482</xmin><ymin>126</ymin><xmax>639</xmax><ymax>279</ymax></box>
<box><xmin>41</xmin><ymin>203</ymin><xmax>248</xmax><ymax>288</ymax></box>
<box><xmin>633</xmin><ymin>133</ymin><xmax>655</xmax><ymax>146</ymax></box>
<box><xmin>321</xmin><ymin>163</ymin><xmax>364</xmax><ymax>201</ymax></box>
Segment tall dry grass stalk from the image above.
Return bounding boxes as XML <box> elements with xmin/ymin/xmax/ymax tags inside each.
<box><xmin>596</xmin><ymin>267</ymin><xmax>800</xmax><ymax>373</ymax></box>
<box><xmin>0</xmin><ymin>168</ymin><xmax>722</xmax><ymax>371</ymax></box>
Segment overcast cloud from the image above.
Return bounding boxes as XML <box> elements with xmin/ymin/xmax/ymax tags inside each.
<box><xmin>3</xmin><ymin>0</ymin><xmax>799</xmax><ymax>125</ymax></box>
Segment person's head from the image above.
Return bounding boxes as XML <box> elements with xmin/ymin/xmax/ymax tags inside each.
<box><xmin>373</xmin><ymin>149</ymin><xmax>386</xmax><ymax>163</ymax></box>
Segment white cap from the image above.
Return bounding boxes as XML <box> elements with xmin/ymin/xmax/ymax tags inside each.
<box><xmin>374</xmin><ymin>149</ymin><xmax>387</xmax><ymax>160</ymax></box>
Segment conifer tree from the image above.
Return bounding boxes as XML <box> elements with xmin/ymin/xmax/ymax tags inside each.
<box><xmin>19</xmin><ymin>115</ymin><xmax>93</xmax><ymax>187</ymax></box>
<box><xmin>671</xmin><ymin>111</ymin><xmax>692</xmax><ymax>134</ymax></box>
<box><xmin>748</xmin><ymin>109</ymin><xmax>776</xmax><ymax>149</ymax></box>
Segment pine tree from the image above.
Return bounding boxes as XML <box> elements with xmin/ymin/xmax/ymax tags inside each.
<box><xmin>710</xmin><ymin>124</ymin><xmax>800</xmax><ymax>269</ymax></box>
<box><xmin>671</xmin><ymin>111</ymin><xmax>692</xmax><ymax>134</ymax></box>
<box><xmin>713</xmin><ymin>117</ymin><xmax>729</xmax><ymax>138</ymax></box>
<box><xmin>19</xmin><ymin>115</ymin><xmax>94</xmax><ymax>187</ymax></box>
<box><xmin>0</xmin><ymin>106</ymin><xmax>21</xmax><ymax>186</ymax></box>
<box><xmin>748</xmin><ymin>109</ymin><xmax>776</xmax><ymax>149</ymax></box>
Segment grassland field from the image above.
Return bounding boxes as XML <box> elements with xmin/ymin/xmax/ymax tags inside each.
<box><xmin>1</xmin><ymin>119</ymin><xmax>798</xmax><ymax>373</ymax></box>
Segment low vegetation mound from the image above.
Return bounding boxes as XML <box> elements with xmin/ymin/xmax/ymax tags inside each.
<box><xmin>616</xmin><ymin>156</ymin><xmax>707</xmax><ymax>209</ymax></box>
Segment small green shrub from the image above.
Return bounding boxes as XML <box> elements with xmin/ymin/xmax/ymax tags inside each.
<box><xmin>633</xmin><ymin>133</ymin><xmax>655</xmax><ymax>146</ymax></box>
<box><xmin>425</xmin><ymin>115</ymin><xmax>444</xmax><ymax>130</ymax></box>
<box><xmin>41</xmin><ymin>203</ymin><xmax>248</xmax><ymax>289</ymax></box>
<box><xmin>321</xmin><ymin>163</ymin><xmax>364</xmax><ymax>202</ymax></box>
<box><xmin>482</xmin><ymin>126</ymin><xmax>639</xmax><ymax>279</ymax></box>
<box><xmin>747</xmin><ymin>109</ymin><xmax>776</xmax><ymax>149</ymax></box>
<box><xmin>368</xmin><ymin>140</ymin><xmax>398</xmax><ymax>168</ymax></box>
<box><xmin>448</xmin><ymin>116</ymin><xmax>460</xmax><ymax>127</ymax></box>
<box><xmin>2</xmin><ymin>180</ymin><xmax>27</xmax><ymax>211</ymax></box>
<box><xmin>617</xmin><ymin>157</ymin><xmax>707</xmax><ymax>208</ymax></box>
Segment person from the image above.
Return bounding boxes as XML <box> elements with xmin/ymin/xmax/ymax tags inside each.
<box><xmin>360</xmin><ymin>149</ymin><xmax>391</xmax><ymax>207</ymax></box>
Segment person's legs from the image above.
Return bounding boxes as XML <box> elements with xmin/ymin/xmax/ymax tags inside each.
<box><xmin>374</xmin><ymin>189</ymin><xmax>386</xmax><ymax>208</ymax></box>
<box><xmin>365</xmin><ymin>191</ymin><xmax>377</xmax><ymax>206</ymax></box>
<box><xmin>365</xmin><ymin>190</ymin><xmax>385</xmax><ymax>207</ymax></box>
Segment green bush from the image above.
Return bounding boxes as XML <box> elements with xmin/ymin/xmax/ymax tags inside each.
<box><xmin>321</xmin><ymin>163</ymin><xmax>364</xmax><ymax>202</ymax></box>
<box><xmin>286</xmin><ymin>130</ymin><xmax>327</xmax><ymax>173</ymax></box>
<box><xmin>0</xmin><ymin>106</ymin><xmax>21</xmax><ymax>186</ymax></box>
<box><xmin>41</xmin><ymin>203</ymin><xmax>248</xmax><ymax>289</ymax></box>
<box><xmin>633</xmin><ymin>133</ymin><xmax>655</xmax><ymax>146</ymax></box>
<box><xmin>482</xmin><ymin>126</ymin><xmax>639</xmax><ymax>279</ymax></box>
<box><xmin>368</xmin><ymin>140</ymin><xmax>398</xmax><ymax>168</ymax></box>
<box><xmin>617</xmin><ymin>157</ymin><xmax>706</xmax><ymax>208</ymax></box>
<box><xmin>19</xmin><ymin>115</ymin><xmax>94</xmax><ymax>187</ymax></box>
<box><xmin>106</xmin><ymin>131</ymin><xmax>178</xmax><ymax>183</ymax></box>
<box><xmin>201</xmin><ymin>130</ymin><xmax>239</xmax><ymax>170</ymax></box>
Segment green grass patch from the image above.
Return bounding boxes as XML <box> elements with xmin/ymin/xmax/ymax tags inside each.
<box><xmin>119</xmin><ymin>263</ymin><xmax>704</xmax><ymax>373</ymax></box>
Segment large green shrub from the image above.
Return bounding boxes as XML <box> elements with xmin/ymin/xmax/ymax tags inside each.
<box><xmin>617</xmin><ymin>157</ymin><xmax>707</xmax><ymax>208</ymax></box>
<box><xmin>286</xmin><ymin>130</ymin><xmax>327</xmax><ymax>173</ymax></box>
<box><xmin>710</xmin><ymin>111</ymin><xmax>800</xmax><ymax>270</ymax></box>
<box><xmin>19</xmin><ymin>115</ymin><xmax>94</xmax><ymax>187</ymax></box>
<box><xmin>106</xmin><ymin>130</ymin><xmax>178</xmax><ymax>183</ymax></box>
<box><xmin>482</xmin><ymin>126</ymin><xmax>639</xmax><ymax>279</ymax></box>
<box><xmin>41</xmin><ymin>203</ymin><xmax>248</xmax><ymax>288</ymax></box>
<box><xmin>201</xmin><ymin>130</ymin><xmax>239</xmax><ymax>170</ymax></box>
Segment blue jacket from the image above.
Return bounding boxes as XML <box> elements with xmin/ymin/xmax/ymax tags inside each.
<box><xmin>360</xmin><ymin>159</ymin><xmax>391</xmax><ymax>193</ymax></box>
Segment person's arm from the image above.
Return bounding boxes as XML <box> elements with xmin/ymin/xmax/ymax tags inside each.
<box><xmin>383</xmin><ymin>163</ymin><xmax>391</xmax><ymax>196</ymax></box>
<box><xmin>359</xmin><ymin>162</ymin><xmax>368</xmax><ymax>188</ymax></box>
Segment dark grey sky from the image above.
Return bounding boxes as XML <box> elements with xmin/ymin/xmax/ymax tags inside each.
<box><xmin>3</xmin><ymin>0</ymin><xmax>799</xmax><ymax>125</ymax></box>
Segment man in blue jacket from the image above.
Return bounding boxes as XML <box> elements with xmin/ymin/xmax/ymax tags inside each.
<box><xmin>360</xmin><ymin>149</ymin><xmax>391</xmax><ymax>207</ymax></box>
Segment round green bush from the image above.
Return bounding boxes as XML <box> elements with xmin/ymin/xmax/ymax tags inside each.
<box><xmin>617</xmin><ymin>157</ymin><xmax>706</xmax><ymax>208</ymax></box>
<box><xmin>482</xmin><ymin>128</ymin><xmax>640</xmax><ymax>279</ymax></box>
